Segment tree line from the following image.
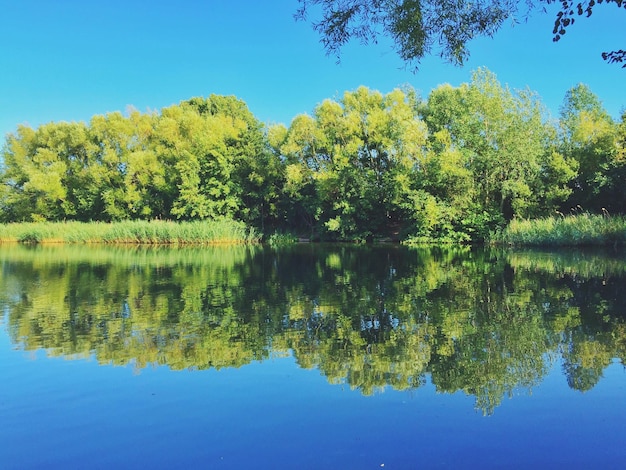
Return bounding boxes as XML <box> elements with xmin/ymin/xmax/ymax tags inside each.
<box><xmin>1</xmin><ymin>68</ymin><xmax>624</xmax><ymax>242</ymax></box>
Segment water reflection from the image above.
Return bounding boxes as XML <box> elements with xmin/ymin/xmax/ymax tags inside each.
<box><xmin>1</xmin><ymin>244</ymin><xmax>625</xmax><ymax>414</ymax></box>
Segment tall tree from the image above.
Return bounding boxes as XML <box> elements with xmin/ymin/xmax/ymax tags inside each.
<box><xmin>280</xmin><ymin>86</ymin><xmax>427</xmax><ymax>240</ymax></box>
<box><xmin>187</xmin><ymin>96</ymin><xmax>285</xmax><ymax>230</ymax></box>
<box><xmin>0</xmin><ymin>94</ymin><xmax>282</xmax><ymax>226</ymax></box>
<box><xmin>89</xmin><ymin>110</ymin><xmax>169</xmax><ymax>221</ymax></box>
<box><xmin>424</xmin><ymin>68</ymin><xmax>576</xmax><ymax>237</ymax></box>
<box><xmin>161</xmin><ymin>95</ymin><xmax>282</xmax><ymax>227</ymax></box>
<box><xmin>559</xmin><ymin>83</ymin><xmax>618</xmax><ymax>212</ymax></box>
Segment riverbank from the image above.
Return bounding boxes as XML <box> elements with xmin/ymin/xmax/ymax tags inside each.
<box><xmin>0</xmin><ymin>220</ymin><xmax>261</xmax><ymax>245</ymax></box>
<box><xmin>501</xmin><ymin>213</ymin><xmax>626</xmax><ymax>246</ymax></box>
<box><xmin>3</xmin><ymin>213</ymin><xmax>626</xmax><ymax>247</ymax></box>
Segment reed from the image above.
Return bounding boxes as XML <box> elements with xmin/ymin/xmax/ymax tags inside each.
<box><xmin>0</xmin><ymin>219</ymin><xmax>261</xmax><ymax>245</ymax></box>
<box><xmin>502</xmin><ymin>213</ymin><xmax>626</xmax><ymax>246</ymax></box>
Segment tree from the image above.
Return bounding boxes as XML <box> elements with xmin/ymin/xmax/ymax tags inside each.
<box><xmin>423</xmin><ymin>68</ymin><xmax>575</xmax><ymax>237</ymax></box>
<box><xmin>0</xmin><ymin>122</ymin><xmax>94</xmax><ymax>222</ymax></box>
<box><xmin>0</xmin><ymin>94</ymin><xmax>282</xmax><ymax>226</ymax></box>
<box><xmin>89</xmin><ymin>110</ymin><xmax>168</xmax><ymax>221</ymax></box>
<box><xmin>161</xmin><ymin>95</ymin><xmax>283</xmax><ymax>227</ymax></box>
<box><xmin>558</xmin><ymin>83</ymin><xmax>618</xmax><ymax>212</ymax></box>
<box><xmin>279</xmin><ymin>86</ymin><xmax>427</xmax><ymax>240</ymax></box>
<box><xmin>608</xmin><ymin>111</ymin><xmax>626</xmax><ymax>211</ymax></box>
<box><xmin>156</xmin><ymin>101</ymin><xmax>243</xmax><ymax>220</ymax></box>
<box><xmin>296</xmin><ymin>0</ymin><xmax>625</xmax><ymax>68</ymax></box>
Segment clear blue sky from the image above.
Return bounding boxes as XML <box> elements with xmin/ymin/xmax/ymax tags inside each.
<box><xmin>1</xmin><ymin>0</ymin><xmax>624</xmax><ymax>140</ymax></box>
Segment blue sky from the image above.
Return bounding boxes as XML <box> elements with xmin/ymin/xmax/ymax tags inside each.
<box><xmin>1</xmin><ymin>0</ymin><xmax>624</xmax><ymax>140</ymax></box>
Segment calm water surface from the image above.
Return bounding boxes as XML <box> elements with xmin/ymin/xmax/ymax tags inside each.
<box><xmin>1</xmin><ymin>244</ymin><xmax>625</xmax><ymax>469</ymax></box>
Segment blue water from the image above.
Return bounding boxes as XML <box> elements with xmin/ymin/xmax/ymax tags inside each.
<box><xmin>1</xmin><ymin>245</ymin><xmax>626</xmax><ymax>468</ymax></box>
<box><xmin>2</xmin><ymin>333</ymin><xmax>625</xmax><ymax>469</ymax></box>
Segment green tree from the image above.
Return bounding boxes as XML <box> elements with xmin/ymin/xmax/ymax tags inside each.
<box><xmin>423</xmin><ymin>68</ymin><xmax>575</xmax><ymax>238</ymax></box>
<box><xmin>0</xmin><ymin>122</ymin><xmax>95</xmax><ymax>221</ymax></box>
<box><xmin>396</xmin><ymin>112</ymin><xmax>478</xmax><ymax>241</ymax></box>
<box><xmin>280</xmin><ymin>86</ymin><xmax>427</xmax><ymax>240</ymax></box>
<box><xmin>1</xmin><ymin>111</ymin><xmax>172</xmax><ymax>222</ymax></box>
<box><xmin>194</xmin><ymin>96</ymin><xmax>284</xmax><ymax>230</ymax></box>
<box><xmin>559</xmin><ymin>83</ymin><xmax>618</xmax><ymax>212</ymax></box>
<box><xmin>268</xmin><ymin>122</ymin><xmax>319</xmax><ymax>235</ymax></box>
<box><xmin>156</xmin><ymin>102</ymin><xmax>242</xmax><ymax>220</ymax></box>
<box><xmin>158</xmin><ymin>95</ymin><xmax>282</xmax><ymax>227</ymax></box>
<box><xmin>0</xmin><ymin>94</ymin><xmax>281</xmax><ymax>226</ymax></box>
<box><xmin>606</xmin><ymin>111</ymin><xmax>626</xmax><ymax>211</ymax></box>
<box><xmin>89</xmin><ymin>110</ymin><xmax>170</xmax><ymax>220</ymax></box>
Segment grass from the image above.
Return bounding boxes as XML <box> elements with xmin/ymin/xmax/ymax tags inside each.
<box><xmin>0</xmin><ymin>219</ymin><xmax>261</xmax><ymax>245</ymax></box>
<box><xmin>501</xmin><ymin>213</ymin><xmax>626</xmax><ymax>246</ymax></box>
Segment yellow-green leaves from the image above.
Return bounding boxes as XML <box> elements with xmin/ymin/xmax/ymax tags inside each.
<box><xmin>0</xmin><ymin>75</ymin><xmax>621</xmax><ymax>242</ymax></box>
<box><xmin>559</xmin><ymin>83</ymin><xmax>620</xmax><ymax>212</ymax></box>
<box><xmin>0</xmin><ymin>95</ymin><xmax>280</xmax><ymax>226</ymax></box>
<box><xmin>278</xmin><ymin>86</ymin><xmax>427</xmax><ymax>240</ymax></box>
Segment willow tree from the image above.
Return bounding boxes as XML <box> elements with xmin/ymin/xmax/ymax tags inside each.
<box><xmin>423</xmin><ymin>68</ymin><xmax>576</xmax><ymax>238</ymax></box>
<box><xmin>183</xmin><ymin>96</ymin><xmax>285</xmax><ymax>229</ymax></box>
<box><xmin>0</xmin><ymin>94</ymin><xmax>282</xmax><ymax>226</ymax></box>
<box><xmin>88</xmin><ymin>110</ymin><xmax>169</xmax><ymax>220</ymax></box>
<box><xmin>0</xmin><ymin>121</ymin><xmax>97</xmax><ymax>222</ymax></box>
<box><xmin>279</xmin><ymin>86</ymin><xmax>427</xmax><ymax>240</ymax></box>
<box><xmin>155</xmin><ymin>95</ymin><xmax>283</xmax><ymax>227</ymax></box>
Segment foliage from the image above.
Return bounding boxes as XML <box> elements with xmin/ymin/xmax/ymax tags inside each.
<box><xmin>296</xmin><ymin>1</ymin><xmax>625</xmax><ymax>68</ymax></box>
<box><xmin>559</xmin><ymin>84</ymin><xmax>619</xmax><ymax>212</ymax></box>
<box><xmin>0</xmin><ymin>220</ymin><xmax>260</xmax><ymax>245</ymax></box>
<box><xmin>501</xmin><ymin>213</ymin><xmax>626</xmax><ymax>245</ymax></box>
<box><xmin>295</xmin><ymin>0</ymin><xmax>531</xmax><ymax>67</ymax></box>
<box><xmin>275</xmin><ymin>71</ymin><xmax>578</xmax><ymax>242</ymax></box>
<box><xmin>266</xmin><ymin>231</ymin><xmax>299</xmax><ymax>246</ymax></box>
<box><xmin>548</xmin><ymin>0</ymin><xmax>626</xmax><ymax>67</ymax></box>
<box><xmin>0</xmin><ymin>73</ymin><xmax>623</xmax><ymax>244</ymax></box>
<box><xmin>278</xmin><ymin>86</ymin><xmax>427</xmax><ymax>240</ymax></box>
<box><xmin>0</xmin><ymin>95</ymin><xmax>283</xmax><ymax>230</ymax></box>
<box><xmin>422</xmin><ymin>68</ymin><xmax>576</xmax><ymax>239</ymax></box>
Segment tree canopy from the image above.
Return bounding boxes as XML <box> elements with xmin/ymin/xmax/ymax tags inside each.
<box><xmin>295</xmin><ymin>0</ymin><xmax>626</xmax><ymax>68</ymax></box>
<box><xmin>0</xmin><ymin>95</ymin><xmax>285</xmax><ymax>228</ymax></box>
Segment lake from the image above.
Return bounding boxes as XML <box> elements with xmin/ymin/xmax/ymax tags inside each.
<box><xmin>1</xmin><ymin>244</ymin><xmax>625</xmax><ymax>469</ymax></box>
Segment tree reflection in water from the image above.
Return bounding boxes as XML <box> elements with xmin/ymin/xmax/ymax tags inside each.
<box><xmin>1</xmin><ymin>244</ymin><xmax>625</xmax><ymax>415</ymax></box>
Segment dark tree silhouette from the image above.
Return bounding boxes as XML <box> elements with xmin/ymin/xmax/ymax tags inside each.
<box><xmin>550</xmin><ymin>0</ymin><xmax>626</xmax><ymax>67</ymax></box>
<box><xmin>296</xmin><ymin>0</ymin><xmax>625</xmax><ymax>68</ymax></box>
<box><xmin>602</xmin><ymin>50</ymin><xmax>626</xmax><ymax>67</ymax></box>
